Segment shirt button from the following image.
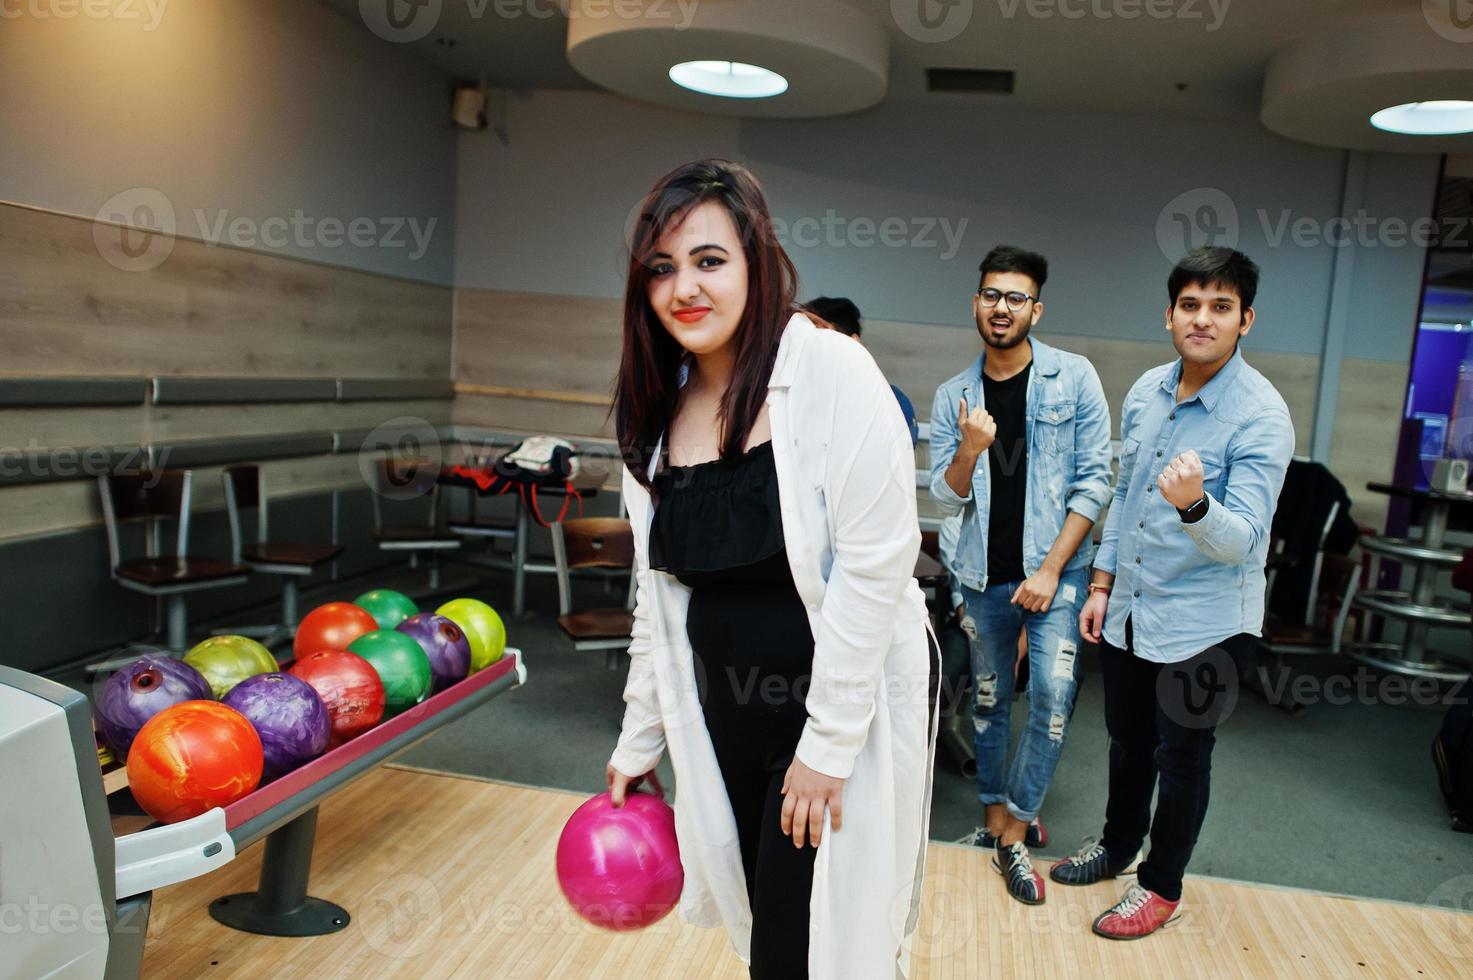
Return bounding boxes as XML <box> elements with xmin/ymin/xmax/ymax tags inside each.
<box><xmin>1169</xmin><ymin>413</ymin><xmax>1176</xmax><ymax>421</ymax></box>
<box><xmin>1135</xmin><ymin>556</ymin><xmax>1141</xmax><ymax>564</ymax></box>
<box><xmin>1133</xmin><ymin>590</ymin><xmax>1141</xmax><ymax>598</ymax></box>
<box><xmin>1156</xmin><ymin>450</ymin><xmax>1163</xmax><ymax>458</ymax></box>
<box><xmin>1138</xmin><ymin>520</ymin><xmax>1145</xmax><ymax>528</ymax></box>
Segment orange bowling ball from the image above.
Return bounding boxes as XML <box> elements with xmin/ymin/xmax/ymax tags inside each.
<box><xmin>127</xmin><ymin>701</ymin><xmax>263</xmax><ymax>824</ymax></box>
<box><xmin>293</xmin><ymin>601</ymin><xmax>378</xmax><ymax>660</ymax></box>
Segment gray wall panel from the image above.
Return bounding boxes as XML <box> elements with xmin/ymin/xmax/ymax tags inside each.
<box><xmin>149</xmin><ymin>433</ymin><xmax>335</xmax><ymax>470</ymax></box>
<box><xmin>0</xmin><ymin>526</ymin><xmax>149</xmax><ymax>674</ymax></box>
<box><xmin>337</xmin><ymin>379</ymin><xmax>454</xmax><ymax>401</ymax></box>
<box><xmin>151</xmin><ymin>378</ymin><xmax>339</xmax><ymax>405</ymax></box>
<box><xmin>0</xmin><ymin>378</ymin><xmax>146</xmax><ymax>406</ymax></box>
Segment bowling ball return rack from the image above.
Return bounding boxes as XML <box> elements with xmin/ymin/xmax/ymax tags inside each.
<box><xmin>0</xmin><ymin>649</ymin><xmax>526</xmax><ymax>979</ymax></box>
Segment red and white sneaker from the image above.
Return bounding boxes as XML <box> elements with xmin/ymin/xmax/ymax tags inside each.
<box><xmin>1091</xmin><ymin>884</ymin><xmax>1180</xmax><ymax>940</ymax></box>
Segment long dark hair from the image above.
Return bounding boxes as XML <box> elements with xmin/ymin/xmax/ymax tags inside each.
<box><xmin>613</xmin><ymin>159</ymin><xmax>799</xmax><ymax>490</ymax></box>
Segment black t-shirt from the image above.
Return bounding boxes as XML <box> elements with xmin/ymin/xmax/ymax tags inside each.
<box><xmin>983</xmin><ymin>362</ymin><xmax>1031</xmax><ymax>584</ymax></box>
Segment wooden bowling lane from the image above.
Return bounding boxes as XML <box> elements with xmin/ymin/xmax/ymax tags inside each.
<box><xmin>142</xmin><ymin>766</ymin><xmax>1471</xmax><ymax>978</ymax></box>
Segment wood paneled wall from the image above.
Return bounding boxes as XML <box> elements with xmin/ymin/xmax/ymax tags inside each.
<box><xmin>452</xmin><ymin>288</ymin><xmax>1403</xmax><ymax>527</ymax></box>
<box><xmin>0</xmin><ymin>202</ymin><xmax>455</xmax><ymax>540</ymax></box>
<box><xmin>1</xmin><ymin>202</ymin><xmax>452</xmax><ymax>378</ymax></box>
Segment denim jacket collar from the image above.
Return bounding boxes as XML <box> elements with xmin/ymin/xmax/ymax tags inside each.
<box><xmin>1160</xmin><ymin>347</ymin><xmax>1245</xmax><ymax>414</ymax></box>
<box><xmin>971</xmin><ymin>337</ymin><xmax>1063</xmax><ymax>387</ymax></box>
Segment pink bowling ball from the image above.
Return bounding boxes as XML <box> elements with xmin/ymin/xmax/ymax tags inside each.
<box><xmin>556</xmin><ymin>791</ymin><xmax>683</xmax><ymax>931</ymax></box>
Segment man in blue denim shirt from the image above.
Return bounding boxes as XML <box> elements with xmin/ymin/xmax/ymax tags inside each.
<box><xmin>1052</xmin><ymin>247</ymin><xmax>1294</xmax><ymax>941</ymax></box>
<box><xmin>929</xmin><ymin>245</ymin><xmax>1112</xmax><ymax>905</ymax></box>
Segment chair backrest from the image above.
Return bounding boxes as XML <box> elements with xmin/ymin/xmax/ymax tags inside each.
<box><xmin>98</xmin><ymin>470</ymin><xmax>192</xmax><ymax>571</ymax></box>
<box><xmin>370</xmin><ymin>456</ymin><xmax>442</xmax><ymax>529</ymax></box>
<box><xmin>550</xmin><ymin>518</ymin><xmax>636</xmax><ymax>617</ymax></box>
<box><xmin>222</xmin><ymin>465</ymin><xmax>267</xmax><ymax>562</ymax></box>
<box><xmin>1267</xmin><ymin>498</ymin><xmax>1343</xmax><ymax>627</ymax></box>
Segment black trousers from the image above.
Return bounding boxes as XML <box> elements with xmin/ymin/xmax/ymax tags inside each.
<box><xmin>1098</xmin><ymin>617</ymin><xmax>1253</xmax><ymax>902</ymax></box>
<box><xmin>692</xmin><ymin>584</ymin><xmax>817</xmax><ymax>980</ymax></box>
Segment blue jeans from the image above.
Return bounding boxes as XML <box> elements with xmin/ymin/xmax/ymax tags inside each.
<box><xmin>960</xmin><ymin>566</ymin><xmax>1088</xmax><ymax>823</ymax></box>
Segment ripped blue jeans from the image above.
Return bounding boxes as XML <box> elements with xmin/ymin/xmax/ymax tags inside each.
<box><xmin>959</xmin><ymin>566</ymin><xmax>1087</xmax><ymax>824</ymax></box>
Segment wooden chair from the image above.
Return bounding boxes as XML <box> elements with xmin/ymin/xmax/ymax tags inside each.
<box><xmin>550</xmin><ymin>517</ymin><xmax>635</xmax><ymax>669</ymax></box>
<box><xmin>218</xmin><ymin>465</ymin><xmax>344</xmax><ymax>648</ymax></box>
<box><xmin>93</xmin><ymin>470</ymin><xmax>249</xmax><ymax>665</ymax></box>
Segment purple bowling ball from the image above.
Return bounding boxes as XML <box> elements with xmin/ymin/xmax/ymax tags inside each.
<box><xmin>95</xmin><ymin>655</ymin><xmax>213</xmax><ymax>759</ymax></box>
<box><xmin>397</xmin><ymin>613</ymin><xmax>472</xmax><ymax>692</ymax></box>
<box><xmin>222</xmin><ymin>673</ymin><xmax>330</xmax><ymax>779</ymax></box>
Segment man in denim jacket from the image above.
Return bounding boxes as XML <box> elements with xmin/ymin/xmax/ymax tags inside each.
<box><xmin>1053</xmin><ymin>247</ymin><xmax>1294</xmax><ymax>941</ymax></box>
<box><xmin>929</xmin><ymin>245</ymin><xmax>1112</xmax><ymax>905</ymax></box>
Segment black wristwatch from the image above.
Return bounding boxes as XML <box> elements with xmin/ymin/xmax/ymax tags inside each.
<box><xmin>1177</xmin><ymin>495</ymin><xmax>1210</xmax><ymax>524</ymax></box>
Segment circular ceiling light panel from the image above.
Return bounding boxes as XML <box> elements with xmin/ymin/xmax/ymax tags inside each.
<box><xmin>1370</xmin><ymin>101</ymin><xmax>1473</xmax><ymax>136</ymax></box>
<box><xmin>567</xmin><ymin>0</ymin><xmax>887</xmax><ymax>118</ymax></box>
<box><xmin>669</xmin><ymin>60</ymin><xmax>788</xmax><ymax>100</ymax></box>
<box><xmin>1262</xmin><ymin>14</ymin><xmax>1473</xmax><ymax>152</ymax></box>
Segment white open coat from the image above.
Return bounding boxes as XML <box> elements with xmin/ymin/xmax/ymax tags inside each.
<box><xmin>609</xmin><ymin>314</ymin><xmax>939</xmax><ymax>979</ymax></box>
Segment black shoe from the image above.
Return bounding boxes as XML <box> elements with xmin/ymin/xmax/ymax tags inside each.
<box><xmin>1049</xmin><ymin>838</ymin><xmax>1138</xmax><ymax>886</ymax></box>
<box><xmin>992</xmin><ymin>841</ymin><xmax>1045</xmax><ymax>905</ymax></box>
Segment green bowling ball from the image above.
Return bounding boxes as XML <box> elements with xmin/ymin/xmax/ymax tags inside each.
<box><xmin>183</xmin><ymin>635</ymin><xmax>279</xmax><ymax>699</ymax></box>
<box><xmin>353</xmin><ymin>589</ymin><xmax>419</xmax><ymax>630</ymax></box>
<box><xmin>435</xmin><ymin>598</ymin><xmax>506</xmax><ymax>673</ymax></box>
<box><xmin>347</xmin><ymin>629</ymin><xmax>432</xmax><ymax>718</ymax></box>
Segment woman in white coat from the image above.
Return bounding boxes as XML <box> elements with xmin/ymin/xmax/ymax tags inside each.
<box><xmin>606</xmin><ymin>159</ymin><xmax>937</xmax><ymax>979</ymax></box>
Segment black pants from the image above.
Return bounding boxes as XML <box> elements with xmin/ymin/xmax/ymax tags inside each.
<box><xmin>713</xmin><ymin>751</ymin><xmax>817</xmax><ymax>980</ymax></box>
<box><xmin>690</xmin><ymin>574</ymin><xmax>817</xmax><ymax>980</ymax></box>
<box><xmin>1099</xmin><ymin>618</ymin><xmax>1253</xmax><ymax>902</ymax></box>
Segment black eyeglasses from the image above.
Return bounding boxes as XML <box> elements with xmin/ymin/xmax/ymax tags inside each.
<box><xmin>978</xmin><ymin>287</ymin><xmax>1038</xmax><ymax>312</ymax></box>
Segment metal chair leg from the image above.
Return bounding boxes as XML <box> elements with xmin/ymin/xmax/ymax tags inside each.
<box><xmin>166</xmin><ymin>595</ymin><xmax>188</xmax><ymax>654</ymax></box>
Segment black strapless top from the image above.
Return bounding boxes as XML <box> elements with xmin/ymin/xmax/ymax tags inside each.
<box><xmin>649</xmin><ymin>441</ymin><xmax>814</xmax><ymax>772</ymax></box>
<box><xmin>649</xmin><ymin>441</ymin><xmax>788</xmax><ymax>586</ymax></box>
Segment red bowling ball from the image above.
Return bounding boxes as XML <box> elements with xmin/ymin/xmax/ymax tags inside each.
<box><xmin>292</xmin><ymin>602</ymin><xmax>377</xmax><ymax>661</ymax></box>
<box><xmin>286</xmin><ymin>649</ymin><xmax>385</xmax><ymax>745</ymax></box>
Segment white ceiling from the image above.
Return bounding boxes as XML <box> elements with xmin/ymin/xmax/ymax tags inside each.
<box><xmin>317</xmin><ymin>0</ymin><xmax>1426</xmax><ymax>121</ymax></box>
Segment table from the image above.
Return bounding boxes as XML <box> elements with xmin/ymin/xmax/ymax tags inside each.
<box><xmin>1348</xmin><ymin>482</ymin><xmax>1473</xmax><ymax>681</ymax></box>
<box><xmin>438</xmin><ymin>464</ymin><xmax>604</xmax><ymax>617</ymax></box>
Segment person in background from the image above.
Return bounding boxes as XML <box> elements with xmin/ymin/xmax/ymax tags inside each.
<box><xmin>928</xmin><ymin>245</ymin><xmax>1113</xmax><ymax>906</ymax></box>
<box><xmin>1057</xmin><ymin>246</ymin><xmax>1293</xmax><ymax>941</ymax></box>
<box><xmin>804</xmin><ymin>296</ymin><xmax>920</xmax><ymax>445</ymax></box>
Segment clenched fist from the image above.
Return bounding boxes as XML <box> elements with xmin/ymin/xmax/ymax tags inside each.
<box><xmin>1157</xmin><ymin>450</ymin><xmax>1204</xmax><ymax>509</ymax></box>
<box><xmin>958</xmin><ymin>397</ymin><xmax>997</xmax><ymax>456</ymax></box>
